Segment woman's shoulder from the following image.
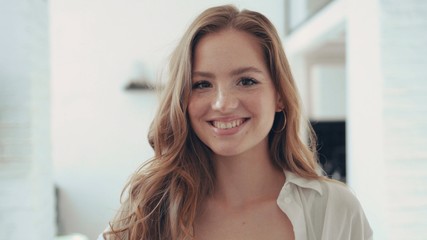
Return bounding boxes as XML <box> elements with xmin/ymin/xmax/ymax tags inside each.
<box><xmin>285</xmin><ymin>171</ymin><xmax>366</xmax><ymax>215</ymax></box>
<box><xmin>96</xmin><ymin>226</ymin><xmax>110</xmax><ymax>240</ymax></box>
<box><xmin>320</xmin><ymin>179</ymin><xmax>373</xmax><ymax>236</ymax></box>
<box><xmin>285</xmin><ymin>171</ymin><xmax>360</xmax><ymax>206</ymax></box>
<box><xmin>283</xmin><ymin>172</ymin><xmax>373</xmax><ymax>239</ymax></box>
<box><xmin>319</xmin><ymin>179</ymin><xmax>364</xmax><ymax>212</ymax></box>
<box><xmin>314</xmin><ymin>179</ymin><xmax>373</xmax><ymax>239</ymax></box>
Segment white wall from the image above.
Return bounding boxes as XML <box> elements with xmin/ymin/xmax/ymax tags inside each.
<box><xmin>347</xmin><ymin>0</ymin><xmax>427</xmax><ymax>239</ymax></box>
<box><xmin>310</xmin><ymin>64</ymin><xmax>346</xmax><ymax>120</ymax></box>
<box><xmin>379</xmin><ymin>0</ymin><xmax>427</xmax><ymax>238</ymax></box>
<box><xmin>346</xmin><ymin>0</ymin><xmax>386</xmax><ymax>237</ymax></box>
<box><xmin>0</xmin><ymin>1</ymin><xmax>55</xmax><ymax>239</ymax></box>
<box><xmin>284</xmin><ymin>0</ymin><xmax>346</xmax><ymax>119</ymax></box>
<box><xmin>50</xmin><ymin>1</ymin><xmax>285</xmax><ymax>239</ymax></box>
<box><xmin>286</xmin><ymin>0</ymin><xmax>427</xmax><ymax>238</ymax></box>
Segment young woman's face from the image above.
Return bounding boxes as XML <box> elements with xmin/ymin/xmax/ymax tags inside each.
<box><xmin>188</xmin><ymin>29</ymin><xmax>281</xmax><ymax>158</ymax></box>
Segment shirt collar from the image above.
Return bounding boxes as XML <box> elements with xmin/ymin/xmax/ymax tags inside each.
<box><xmin>283</xmin><ymin>170</ymin><xmax>323</xmax><ymax>195</ymax></box>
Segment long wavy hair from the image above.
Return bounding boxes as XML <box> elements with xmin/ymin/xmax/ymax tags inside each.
<box><xmin>104</xmin><ymin>5</ymin><xmax>320</xmax><ymax>240</ymax></box>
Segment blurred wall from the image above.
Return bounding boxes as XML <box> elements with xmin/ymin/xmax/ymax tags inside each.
<box><xmin>285</xmin><ymin>0</ymin><xmax>427</xmax><ymax>238</ymax></box>
<box><xmin>50</xmin><ymin>1</ymin><xmax>285</xmax><ymax>239</ymax></box>
<box><xmin>347</xmin><ymin>0</ymin><xmax>427</xmax><ymax>238</ymax></box>
<box><xmin>310</xmin><ymin>64</ymin><xmax>346</xmax><ymax>120</ymax></box>
<box><xmin>0</xmin><ymin>1</ymin><xmax>55</xmax><ymax>239</ymax></box>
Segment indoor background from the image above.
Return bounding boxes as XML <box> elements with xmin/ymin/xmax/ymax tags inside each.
<box><xmin>1</xmin><ymin>0</ymin><xmax>426</xmax><ymax>239</ymax></box>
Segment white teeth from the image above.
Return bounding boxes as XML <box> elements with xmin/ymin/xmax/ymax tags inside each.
<box><xmin>213</xmin><ymin>119</ymin><xmax>244</xmax><ymax>129</ymax></box>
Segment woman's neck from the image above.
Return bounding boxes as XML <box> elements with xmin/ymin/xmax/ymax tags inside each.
<box><xmin>211</xmin><ymin>147</ymin><xmax>285</xmax><ymax>208</ymax></box>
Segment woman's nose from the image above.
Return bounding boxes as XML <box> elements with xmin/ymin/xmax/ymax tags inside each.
<box><xmin>212</xmin><ymin>88</ymin><xmax>238</xmax><ymax>112</ymax></box>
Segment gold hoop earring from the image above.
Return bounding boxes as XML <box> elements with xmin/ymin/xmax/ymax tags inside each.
<box><xmin>274</xmin><ymin>110</ymin><xmax>287</xmax><ymax>133</ymax></box>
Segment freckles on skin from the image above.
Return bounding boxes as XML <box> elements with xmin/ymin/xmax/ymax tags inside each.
<box><xmin>188</xmin><ymin>29</ymin><xmax>281</xmax><ymax>158</ymax></box>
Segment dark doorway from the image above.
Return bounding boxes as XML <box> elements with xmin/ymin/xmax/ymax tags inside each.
<box><xmin>311</xmin><ymin>121</ymin><xmax>346</xmax><ymax>182</ymax></box>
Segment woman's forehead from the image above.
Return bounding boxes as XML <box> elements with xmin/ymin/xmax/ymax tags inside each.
<box><xmin>192</xmin><ymin>29</ymin><xmax>268</xmax><ymax>74</ymax></box>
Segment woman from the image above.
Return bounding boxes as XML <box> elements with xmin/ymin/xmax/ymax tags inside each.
<box><xmin>101</xmin><ymin>5</ymin><xmax>372</xmax><ymax>240</ymax></box>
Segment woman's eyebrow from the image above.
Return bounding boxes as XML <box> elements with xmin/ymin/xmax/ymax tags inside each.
<box><xmin>230</xmin><ymin>66</ymin><xmax>263</xmax><ymax>76</ymax></box>
<box><xmin>192</xmin><ymin>66</ymin><xmax>263</xmax><ymax>78</ymax></box>
<box><xmin>192</xmin><ymin>71</ymin><xmax>215</xmax><ymax>78</ymax></box>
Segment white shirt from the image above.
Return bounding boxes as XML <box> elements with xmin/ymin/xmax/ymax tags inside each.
<box><xmin>280</xmin><ymin>171</ymin><xmax>373</xmax><ymax>240</ymax></box>
<box><xmin>98</xmin><ymin>171</ymin><xmax>373</xmax><ymax>240</ymax></box>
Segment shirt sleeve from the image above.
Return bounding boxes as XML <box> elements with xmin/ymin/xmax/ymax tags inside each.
<box><xmin>97</xmin><ymin>226</ymin><xmax>110</xmax><ymax>240</ymax></box>
<box><xmin>322</xmin><ymin>181</ymin><xmax>373</xmax><ymax>240</ymax></box>
<box><xmin>349</xmin><ymin>205</ymin><xmax>373</xmax><ymax>240</ymax></box>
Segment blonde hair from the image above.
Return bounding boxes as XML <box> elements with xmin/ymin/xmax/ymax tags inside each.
<box><xmin>104</xmin><ymin>5</ymin><xmax>320</xmax><ymax>240</ymax></box>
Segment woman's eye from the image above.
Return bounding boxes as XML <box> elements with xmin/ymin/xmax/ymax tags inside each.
<box><xmin>238</xmin><ymin>77</ymin><xmax>258</xmax><ymax>86</ymax></box>
<box><xmin>192</xmin><ymin>80</ymin><xmax>212</xmax><ymax>89</ymax></box>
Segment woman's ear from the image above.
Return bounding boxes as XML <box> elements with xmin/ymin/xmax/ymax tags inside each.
<box><xmin>276</xmin><ymin>94</ymin><xmax>284</xmax><ymax>112</ymax></box>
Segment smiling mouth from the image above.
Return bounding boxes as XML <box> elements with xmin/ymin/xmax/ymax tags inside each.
<box><xmin>210</xmin><ymin>118</ymin><xmax>247</xmax><ymax>129</ymax></box>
